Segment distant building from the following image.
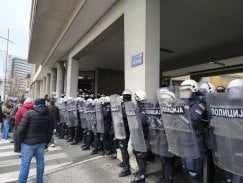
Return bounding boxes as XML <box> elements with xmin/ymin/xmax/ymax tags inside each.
<box><xmin>0</xmin><ymin>50</ymin><xmax>12</xmax><ymax>100</ymax></box>
<box><xmin>9</xmin><ymin>57</ymin><xmax>31</xmax><ymax>97</ymax></box>
<box><xmin>0</xmin><ymin>51</ymin><xmax>31</xmax><ymax>100</ymax></box>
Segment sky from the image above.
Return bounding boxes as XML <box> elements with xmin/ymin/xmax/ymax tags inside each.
<box><xmin>0</xmin><ymin>0</ymin><xmax>31</xmax><ymax>59</ymax></box>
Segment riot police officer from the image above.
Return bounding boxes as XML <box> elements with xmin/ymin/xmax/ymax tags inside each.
<box><xmin>91</xmin><ymin>98</ymin><xmax>101</xmax><ymax>155</ymax></box>
<box><xmin>110</xmin><ymin>92</ymin><xmax>131</xmax><ymax>177</ymax></box>
<box><xmin>207</xmin><ymin>79</ymin><xmax>243</xmax><ymax>183</ymax></box>
<box><xmin>179</xmin><ymin>79</ymin><xmax>208</xmax><ymax>183</ymax></box>
<box><xmin>156</xmin><ymin>88</ymin><xmax>176</xmax><ymax>183</ymax></box>
<box><xmin>130</xmin><ymin>90</ymin><xmax>148</xmax><ymax>183</ymax></box>
<box><xmin>66</xmin><ymin>97</ymin><xmax>79</xmax><ymax>144</ymax></box>
<box><xmin>82</xmin><ymin>98</ymin><xmax>94</xmax><ymax>150</ymax></box>
<box><xmin>101</xmin><ymin>96</ymin><xmax>117</xmax><ymax>156</ymax></box>
<box><xmin>198</xmin><ymin>82</ymin><xmax>216</xmax><ymax>183</ymax></box>
<box><xmin>123</xmin><ymin>90</ymin><xmax>147</xmax><ymax>183</ymax></box>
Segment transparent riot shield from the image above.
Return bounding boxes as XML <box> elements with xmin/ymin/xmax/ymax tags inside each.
<box><xmin>67</xmin><ymin>100</ymin><xmax>78</xmax><ymax>127</ymax></box>
<box><xmin>110</xmin><ymin>94</ymin><xmax>126</xmax><ymax>140</ymax></box>
<box><xmin>95</xmin><ymin>102</ymin><xmax>105</xmax><ymax>134</ymax></box>
<box><xmin>86</xmin><ymin>105</ymin><xmax>97</xmax><ymax>132</ymax></box>
<box><xmin>124</xmin><ymin>100</ymin><xmax>147</xmax><ymax>152</ymax></box>
<box><xmin>206</xmin><ymin>92</ymin><xmax>243</xmax><ymax>176</ymax></box>
<box><xmin>159</xmin><ymin>97</ymin><xmax>200</xmax><ymax>159</ymax></box>
<box><xmin>145</xmin><ymin>102</ymin><xmax>173</xmax><ymax>157</ymax></box>
<box><xmin>85</xmin><ymin>102</ymin><xmax>94</xmax><ymax>131</ymax></box>
<box><xmin>78</xmin><ymin>100</ymin><xmax>87</xmax><ymax>129</ymax></box>
<box><xmin>91</xmin><ymin>105</ymin><xmax>97</xmax><ymax>132</ymax></box>
<box><xmin>62</xmin><ymin>103</ymin><xmax>69</xmax><ymax>127</ymax></box>
<box><xmin>58</xmin><ymin>101</ymin><xmax>66</xmax><ymax>125</ymax></box>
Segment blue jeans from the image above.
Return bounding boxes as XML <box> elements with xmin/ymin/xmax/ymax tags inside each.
<box><xmin>2</xmin><ymin>119</ymin><xmax>9</xmax><ymax>139</ymax></box>
<box><xmin>18</xmin><ymin>143</ymin><xmax>45</xmax><ymax>183</ymax></box>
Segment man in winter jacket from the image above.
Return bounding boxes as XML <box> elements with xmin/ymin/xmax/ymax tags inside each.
<box><xmin>17</xmin><ymin>98</ymin><xmax>53</xmax><ymax>183</ymax></box>
<box><xmin>14</xmin><ymin>98</ymin><xmax>34</xmax><ymax>152</ymax></box>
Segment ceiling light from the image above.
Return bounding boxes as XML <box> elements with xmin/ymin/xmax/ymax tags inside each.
<box><xmin>209</xmin><ymin>61</ymin><xmax>225</xmax><ymax>66</ymax></box>
<box><xmin>160</xmin><ymin>48</ymin><xmax>174</xmax><ymax>53</ymax></box>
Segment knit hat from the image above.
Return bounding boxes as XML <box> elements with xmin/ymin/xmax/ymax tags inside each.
<box><xmin>34</xmin><ymin>98</ymin><xmax>45</xmax><ymax>106</ymax></box>
<box><xmin>24</xmin><ymin>98</ymin><xmax>33</xmax><ymax>104</ymax></box>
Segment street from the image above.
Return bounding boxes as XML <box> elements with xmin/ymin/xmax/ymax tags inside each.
<box><xmin>0</xmin><ymin>135</ymin><xmax>226</xmax><ymax>183</ymax></box>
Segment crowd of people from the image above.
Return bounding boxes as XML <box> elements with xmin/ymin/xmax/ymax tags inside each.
<box><xmin>1</xmin><ymin>78</ymin><xmax>243</xmax><ymax>183</ymax></box>
<box><xmin>0</xmin><ymin>97</ymin><xmax>56</xmax><ymax>183</ymax></box>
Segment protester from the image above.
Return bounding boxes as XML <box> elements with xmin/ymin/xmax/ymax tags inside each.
<box><xmin>14</xmin><ymin>98</ymin><xmax>34</xmax><ymax>152</ymax></box>
<box><xmin>1</xmin><ymin>101</ymin><xmax>12</xmax><ymax>141</ymax></box>
<box><xmin>17</xmin><ymin>98</ymin><xmax>53</xmax><ymax>183</ymax></box>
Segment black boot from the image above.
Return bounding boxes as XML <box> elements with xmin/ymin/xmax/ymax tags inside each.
<box><xmin>130</xmin><ymin>174</ymin><xmax>145</xmax><ymax>183</ymax></box>
<box><xmin>80</xmin><ymin>130</ymin><xmax>87</xmax><ymax>148</ymax></box>
<box><xmin>92</xmin><ymin>133</ymin><xmax>100</xmax><ymax>155</ymax></box>
<box><xmin>118</xmin><ymin>141</ymin><xmax>131</xmax><ymax>177</ymax></box>
<box><xmin>70</xmin><ymin>141</ymin><xmax>78</xmax><ymax>145</ymax></box>
<box><xmin>90</xmin><ymin>149</ymin><xmax>98</xmax><ymax>155</ymax></box>
<box><xmin>156</xmin><ymin>162</ymin><xmax>166</xmax><ymax>183</ymax></box>
<box><xmin>119</xmin><ymin>168</ymin><xmax>131</xmax><ymax>177</ymax></box>
<box><xmin>162</xmin><ymin>158</ymin><xmax>174</xmax><ymax>183</ymax></box>
<box><xmin>82</xmin><ymin>145</ymin><xmax>90</xmax><ymax>150</ymax></box>
<box><xmin>66</xmin><ymin>138</ymin><xmax>73</xmax><ymax>143</ymax></box>
<box><xmin>83</xmin><ymin>131</ymin><xmax>92</xmax><ymax>150</ymax></box>
<box><xmin>131</xmin><ymin>152</ymin><xmax>146</xmax><ymax>183</ymax></box>
<box><xmin>188</xmin><ymin>172</ymin><xmax>202</xmax><ymax>183</ymax></box>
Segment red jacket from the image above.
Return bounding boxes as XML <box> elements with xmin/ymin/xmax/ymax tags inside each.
<box><xmin>15</xmin><ymin>102</ymin><xmax>34</xmax><ymax>124</ymax></box>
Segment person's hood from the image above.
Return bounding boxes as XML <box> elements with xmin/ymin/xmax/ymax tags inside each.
<box><xmin>23</xmin><ymin>102</ymin><xmax>34</xmax><ymax>109</ymax></box>
<box><xmin>34</xmin><ymin>105</ymin><xmax>49</xmax><ymax>115</ymax></box>
<box><xmin>24</xmin><ymin>98</ymin><xmax>33</xmax><ymax>104</ymax></box>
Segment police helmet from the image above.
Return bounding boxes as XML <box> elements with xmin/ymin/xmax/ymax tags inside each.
<box><xmin>227</xmin><ymin>79</ymin><xmax>243</xmax><ymax>100</ymax></box>
<box><xmin>134</xmin><ymin>90</ymin><xmax>147</xmax><ymax>102</ymax></box>
<box><xmin>199</xmin><ymin>82</ymin><xmax>215</xmax><ymax>94</ymax></box>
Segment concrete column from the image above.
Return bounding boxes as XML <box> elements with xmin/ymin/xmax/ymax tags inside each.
<box><xmin>39</xmin><ymin>80</ymin><xmax>43</xmax><ymax>98</ymax></box>
<box><xmin>46</xmin><ymin>73</ymin><xmax>51</xmax><ymax>96</ymax></box>
<box><xmin>56</xmin><ymin>62</ymin><xmax>65</xmax><ymax>98</ymax></box>
<box><xmin>31</xmin><ymin>83</ymin><xmax>35</xmax><ymax>99</ymax></box>
<box><xmin>64</xmin><ymin>64</ymin><xmax>67</xmax><ymax>95</ymax></box>
<box><xmin>66</xmin><ymin>56</ymin><xmax>79</xmax><ymax>97</ymax></box>
<box><xmin>43</xmin><ymin>77</ymin><xmax>47</xmax><ymax>97</ymax></box>
<box><xmin>124</xmin><ymin>0</ymin><xmax>160</xmax><ymax>102</ymax></box>
<box><xmin>34</xmin><ymin>80</ymin><xmax>40</xmax><ymax>99</ymax></box>
<box><xmin>50</xmin><ymin>68</ymin><xmax>57</xmax><ymax>94</ymax></box>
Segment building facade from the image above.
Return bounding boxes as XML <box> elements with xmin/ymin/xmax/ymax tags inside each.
<box><xmin>0</xmin><ymin>51</ymin><xmax>31</xmax><ymax>100</ymax></box>
<box><xmin>9</xmin><ymin>57</ymin><xmax>31</xmax><ymax>97</ymax></box>
<box><xmin>0</xmin><ymin>50</ymin><xmax>12</xmax><ymax>100</ymax></box>
<box><xmin>28</xmin><ymin>0</ymin><xmax>243</xmax><ymax>101</ymax></box>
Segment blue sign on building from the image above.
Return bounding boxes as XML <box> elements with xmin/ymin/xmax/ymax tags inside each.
<box><xmin>131</xmin><ymin>52</ymin><xmax>143</xmax><ymax>67</ymax></box>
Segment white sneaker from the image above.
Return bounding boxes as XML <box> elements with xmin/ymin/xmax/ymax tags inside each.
<box><xmin>51</xmin><ymin>143</ymin><xmax>55</xmax><ymax>147</ymax></box>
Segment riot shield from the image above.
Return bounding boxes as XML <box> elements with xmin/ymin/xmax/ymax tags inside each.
<box><xmin>67</xmin><ymin>100</ymin><xmax>78</xmax><ymax>127</ymax></box>
<box><xmin>95</xmin><ymin>102</ymin><xmax>105</xmax><ymax>133</ymax></box>
<box><xmin>86</xmin><ymin>104</ymin><xmax>97</xmax><ymax>132</ymax></box>
<box><xmin>124</xmin><ymin>100</ymin><xmax>147</xmax><ymax>152</ymax></box>
<box><xmin>159</xmin><ymin>97</ymin><xmax>200</xmax><ymax>159</ymax></box>
<box><xmin>78</xmin><ymin>100</ymin><xmax>87</xmax><ymax>129</ymax></box>
<box><xmin>90</xmin><ymin>105</ymin><xmax>97</xmax><ymax>132</ymax></box>
<box><xmin>206</xmin><ymin>92</ymin><xmax>243</xmax><ymax>176</ymax></box>
<box><xmin>85</xmin><ymin>102</ymin><xmax>94</xmax><ymax>131</ymax></box>
<box><xmin>57</xmin><ymin>101</ymin><xmax>66</xmax><ymax>125</ymax></box>
<box><xmin>84</xmin><ymin>109</ymin><xmax>91</xmax><ymax>130</ymax></box>
<box><xmin>110</xmin><ymin>94</ymin><xmax>126</xmax><ymax>140</ymax></box>
<box><xmin>145</xmin><ymin>102</ymin><xmax>173</xmax><ymax>157</ymax></box>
